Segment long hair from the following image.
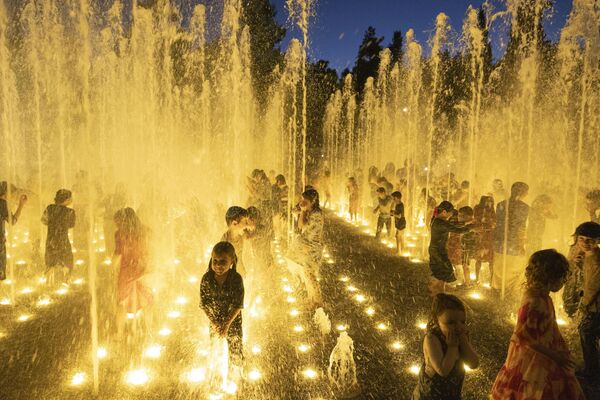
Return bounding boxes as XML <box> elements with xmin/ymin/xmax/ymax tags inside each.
<box><xmin>113</xmin><ymin>207</ymin><xmax>144</xmax><ymax>240</ymax></box>
<box><xmin>303</xmin><ymin>188</ymin><xmax>321</xmax><ymax>212</ymax></box>
<box><xmin>509</xmin><ymin>182</ymin><xmax>529</xmax><ymax>201</ymax></box>
<box><xmin>524</xmin><ymin>249</ymin><xmax>570</xmax><ymax>290</ymax></box>
<box><xmin>477</xmin><ymin>195</ymin><xmax>494</xmax><ymax>211</ymax></box>
<box><xmin>426</xmin><ymin>293</ymin><xmax>466</xmax><ymax>333</ymax></box>
<box><xmin>208</xmin><ymin>241</ymin><xmax>238</xmax><ymax>273</ymax></box>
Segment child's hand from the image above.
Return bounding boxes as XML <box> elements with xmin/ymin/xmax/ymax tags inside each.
<box><xmin>446</xmin><ymin>330</ymin><xmax>460</xmax><ymax>347</ymax></box>
<box><xmin>19</xmin><ymin>194</ymin><xmax>28</xmax><ymax>205</ymax></box>
<box><xmin>218</xmin><ymin>323</ymin><xmax>230</xmax><ymax>337</ymax></box>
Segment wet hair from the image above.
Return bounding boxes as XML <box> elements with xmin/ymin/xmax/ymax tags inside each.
<box><xmin>247</xmin><ymin>206</ymin><xmax>260</xmax><ymax>221</ymax></box>
<box><xmin>586</xmin><ymin>189</ymin><xmax>600</xmax><ymax>203</ymax></box>
<box><xmin>0</xmin><ymin>181</ymin><xmax>6</xmax><ymax>197</ymax></box>
<box><xmin>275</xmin><ymin>174</ymin><xmax>286</xmax><ymax>185</ymax></box>
<box><xmin>510</xmin><ymin>182</ymin><xmax>529</xmax><ymax>201</ymax></box>
<box><xmin>478</xmin><ymin>195</ymin><xmax>494</xmax><ymax>209</ymax></box>
<box><xmin>225</xmin><ymin>206</ymin><xmax>249</xmax><ymax>226</ymax></box>
<box><xmin>391</xmin><ymin>191</ymin><xmax>402</xmax><ymax>200</ymax></box>
<box><xmin>348</xmin><ymin>176</ymin><xmax>356</xmax><ymax>183</ymax></box>
<box><xmin>208</xmin><ymin>241</ymin><xmax>238</xmax><ymax>272</ymax></box>
<box><xmin>324</xmin><ymin>169</ymin><xmax>331</xmax><ymax>177</ymax></box>
<box><xmin>54</xmin><ymin>189</ymin><xmax>72</xmax><ymax>204</ymax></box>
<box><xmin>437</xmin><ymin>201</ymin><xmax>454</xmax><ymax>213</ymax></box>
<box><xmin>458</xmin><ymin>206</ymin><xmax>474</xmax><ymax>218</ymax></box>
<box><xmin>302</xmin><ymin>188</ymin><xmax>320</xmax><ymax>211</ymax></box>
<box><xmin>250</xmin><ymin>169</ymin><xmax>261</xmax><ymax>179</ymax></box>
<box><xmin>574</xmin><ymin>221</ymin><xmax>600</xmax><ymax>239</ymax></box>
<box><xmin>376</xmin><ymin>187</ymin><xmax>386</xmax><ymax>194</ymax></box>
<box><xmin>532</xmin><ymin>194</ymin><xmax>553</xmax><ymax>210</ymax></box>
<box><xmin>460</xmin><ymin>180</ymin><xmax>470</xmax><ymax>189</ymax></box>
<box><xmin>525</xmin><ymin>249</ymin><xmax>570</xmax><ymax>290</ymax></box>
<box><xmin>427</xmin><ymin>293</ymin><xmax>466</xmax><ymax>333</ymax></box>
<box><xmin>113</xmin><ymin>207</ymin><xmax>144</xmax><ymax>240</ymax></box>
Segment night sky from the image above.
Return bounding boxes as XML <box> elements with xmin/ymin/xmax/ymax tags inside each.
<box><xmin>271</xmin><ymin>0</ymin><xmax>573</xmax><ymax>72</ymax></box>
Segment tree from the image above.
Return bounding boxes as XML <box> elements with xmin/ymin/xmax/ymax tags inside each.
<box><xmin>352</xmin><ymin>26</ymin><xmax>383</xmax><ymax>96</ymax></box>
<box><xmin>388</xmin><ymin>30</ymin><xmax>403</xmax><ymax>65</ymax></box>
<box><xmin>240</xmin><ymin>0</ymin><xmax>286</xmax><ymax>112</ymax></box>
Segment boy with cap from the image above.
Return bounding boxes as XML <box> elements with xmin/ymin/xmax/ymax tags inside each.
<box><xmin>575</xmin><ymin>221</ymin><xmax>600</xmax><ymax>383</ymax></box>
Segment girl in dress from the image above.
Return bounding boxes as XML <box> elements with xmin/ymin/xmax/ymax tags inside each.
<box><xmin>43</xmin><ymin>189</ymin><xmax>75</xmax><ymax>283</ymax></box>
<box><xmin>491</xmin><ymin>249</ymin><xmax>585</xmax><ymax>399</ymax></box>
<box><xmin>113</xmin><ymin>208</ymin><xmax>153</xmax><ymax>339</ymax></box>
<box><xmin>473</xmin><ymin>196</ymin><xmax>495</xmax><ymax>284</ymax></box>
<box><xmin>413</xmin><ymin>293</ymin><xmax>479</xmax><ymax>399</ymax></box>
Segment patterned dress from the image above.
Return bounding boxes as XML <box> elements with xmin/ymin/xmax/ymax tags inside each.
<box><xmin>491</xmin><ymin>290</ymin><xmax>585</xmax><ymax>400</ymax></box>
<box><xmin>115</xmin><ymin>230</ymin><xmax>153</xmax><ymax>313</ymax></box>
<box><xmin>290</xmin><ymin>209</ymin><xmax>324</xmax><ymax>272</ymax></box>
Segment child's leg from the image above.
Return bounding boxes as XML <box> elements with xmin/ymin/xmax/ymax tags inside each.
<box><xmin>375</xmin><ymin>215</ymin><xmax>384</xmax><ymax>237</ymax></box>
<box><xmin>385</xmin><ymin>217</ymin><xmax>392</xmax><ymax>238</ymax></box>
<box><xmin>227</xmin><ymin>332</ymin><xmax>244</xmax><ymax>369</ymax></box>
<box><xmin>0</xmin><ymin>242</ymin><xmax>6</xmax><ymax>280</ymax></box>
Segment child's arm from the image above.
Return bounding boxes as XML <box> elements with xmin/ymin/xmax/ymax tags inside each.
<box><xmin>424</xmin><ymin>332</ymin><xmax>461</xmax><ymax>377</ymax></box>
<box><xmin>219</xmin><ymin>275</ymin><xmax>244</xmax><ymax>336</ymax></box>
<box><xmin>218</xmin><ymin>308</ymin><xmax>242</xmax><ymax>337</ymax></box>
<box><xmin>459</xmin><ymin>332</ymin><xmax>479</xmax><ymax>369</ymax></box>
<box><xmin>41</xmin><ymin>208</ymin><xmax>49</xmax><ymax>226</ymax></box>
<box><xmin>10</xmin><ymin>195</ymin><xmax>27</xmax><ymax>224</ymax></box>
<box><xmin>199</xmin><ymin>279</ymin><xmax>221</xmax><ymax>327</ymax></box>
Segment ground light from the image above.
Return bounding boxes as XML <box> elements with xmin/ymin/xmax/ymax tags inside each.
<box><xmin>125</xmin><ymin>369</ymin><xmax>150</xmax><ymax>386</ymax></box>
<box><xmin>408</xmin><ymin>365</ymin><xmax>421</xmax><ymax>375</ymax></box>
<box><xmin>302</xmin><ymin>368</ymin><xmax>318</xmax><ymax>379</ymax></box>
<box><xmin>97</xmin><ymin>347</ymin><xmax>107</xmax><ymax>360</ymax></box>
<box><xmin>365</xmin><ymin>307</ymin><xmax>375</xmax><ymax>316</ymax></box>
<box><xmin>144</xmin><ymin>345</ymin><xmax>162</xmax><ymax>359</ymax></box>
<box><xmin>158</xmin><ymin>327</ymin><xmax>172</xmax><ymax>337</ymax></box>
<box><xmin>71</xmin><ymin>372</ymin><xmax>87</xmax><ymax>386</ymax></box>
<box><xmin>416</xmin><ymin>321</ymin><xmax>427</xmax><ymax>330</ymax></box>
<box><xmin>185</xmin><ymin>368</ymin><xmax>206</xmax><ymax>383</ymax></box>
<box><xmin>391</xmin><ymin>341</ymin><xmax>404</xmax><ymax>350</ymax></box>
<box><xmin>248</xmin><ymin>369</ymin><xmax>262</xmax><ymax>381</ymax></box>
<box><xmin>297</xmin><ymin>344</ymin><xmax>311</xmax><ymax>353</ymax></box>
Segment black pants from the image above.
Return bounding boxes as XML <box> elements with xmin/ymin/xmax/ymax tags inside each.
<box><xmin>376</xmin><ymin>214</ymin><xmax>391</xmax><ymax>237</ymax></box>
<box><xmin>579</xmin><ymin>312</ymin><xmax>600</xmax><ymax>377</ymax></box>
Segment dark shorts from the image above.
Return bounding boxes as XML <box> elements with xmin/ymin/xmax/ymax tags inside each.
<box><xmin>45</xmin><ymin>247</ymin><xmax>74</xmax><ymax>271</ymax></box>
<box><xmin>429</xmin><ymin>252</ymin><xmax>456</xmax><ymax>283</ymax></box>
<box><xmin>0</xmin><ymin>241</ymin><xmax>6</xmax><ymax>279</ymax></box>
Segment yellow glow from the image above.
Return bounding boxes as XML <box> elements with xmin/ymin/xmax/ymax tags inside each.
<box><xmin>416</xmin><ymin>322</ymin><xmax>427</xmax><ymax>330</ymax></box>
<box><xmin>355</xmin><ymin>294</ymin><xmax>366</xmax><ymax>303</ymax></box>
<box><xmin>346</xmin><ymin>285</ymin><xmax>358</xmax><ymax>292</ymax></box>
<box><xmin>144</xmin><ymin>345</ymin><xmax>162</xmax><ymax>359</ymax></box>
<box><xmin>286</xmin><ymin>296</ymin><xmax>297</xmax><ymax>303</ymax></box>
<box><xmin>402</xmin><ymin>252</ymin><xmax>411</xmax><ymax>257</ymax></box>
<box><xmin>37</xmin><ymin>276</ymin><xmax>47</xmax><ymax>284</ymax></box>
<box><xmin>298</xmin><ymin>344</ymin><xmax>311</xmax><ymax>353</ymax></box>
<box><xmin>17</xmin><ymin>314</ymin><xmax>31</xmax><ymax>322</ymax></box>
<box><xmin>469</xmin><ymin>292</ymin><xmax>482</xmax><ymax>300</ymax></box>
<box><xmin>366</xmin><ymin>307</ymin><xmax>375</xmax><ymax>316</ymax></box>
<box><xmin>326</xmin><ymin>259</ymin><xmax>335</xmax><ymax>264</ymax></box>
<box><xmin>103</xmin><ymin>258</ymin><xmax>112</xmax><ymax>266</ymax></box>
<box><xmin>336</xmin><ymin>324</ymin><xmax>347</xmax><ymax>332</ymax></box>
<box><xmin>302</xmin><ymin>368</ymin><xmax>318</xmax><ymax>379</ymax></box>
<box><xmin>126</xmin><ymin>313</ymin><xmax>136</xmax><ymax>320</ymax></box>
<box><xmin>0</xmin><ymin>298</ymin><xmax>11</xmax><ymax>305</ymax></box>
<box><xmin>185</xmin><ymin>368</ymin><xmax>206</xmax><ymax>383</ymax></box>
<box><xmin>167</xmin><ymin>310</ymin><xmax>181</xmax><ymax>319</ymax></box>
<box><xmin>408</xmin><ymin>364</ymin><xmax>421</xmax><ymax>375</ymax></box>
<box><xmin>71</xmin><ymin>372</ymin><xmax>87</xmax><ymax>386</ymax></box>
<box><xmin>251</xmin><ymin>344</ymin><xmax>261</xmax><ymax>354</ymax></box>
<box><xmin>248</xmin><ymin>368</ymin><xmax>262</xmax><ymax>381</ymax></box>
<box><xmin>188</xmin><ymin>276</ymin><xmax>199</xmax><ymax>284</ymax></box>
<box><xmin>469</xmin><ymin>273</ymin><xmax>477</xmax><ymax>281</ymax></box>
<box><xmin>464</xmin><ymin>364</ymin><xmax>475</xmax><ymax>372</ymax></box>
<box><xmin>158</xmin><ymin>327</ymin><xmax>172</xmax><ymax>336</ymax></box>
<box><xmin>15</xmin><ymin>260</ymin><xmax>26</xmax><ymax>266</ymax></box>
<box><xmin>37</xmin><ymin>297</ymin><xmax>52</xmax><ymax>307</ymax></box>
<box><xmin>289</xmin><ymin>309</ymin><xmax>300</xmax><ymax>317</ymax></box>
<box><xmin>56</xmin><ymin>288</ymin><xmax>68</xmax><ymax>295</ymax></box>
<box><xmin>97</xmin><ymin>347</ymin><xmax>108</xmax><ymax>359</ymax></box>
<box><xmin>175</xmin><ymin>296</ymin><xmax>188</xmax><ymax>305</ymax></box>
<box><xmin>125</xmin><ymin>369</ymin><xmax>150</xmax><ymax>386</ymax></box>
<box><xmin>283</xmin><ymin>284</ymin><xmax>293</xmax><ymax>293</ymax></box>
<box><xmin>20</xmin><ymin>287</ymin><xmax>34</xmax><ymax>295</ymax></box>
<box><xmin>391</xmin><ymin>341</ymin><xmax>404</xmax><ymax>350</ymax></box>
<box><xmin>173</xmin><ymin>258</ymin><xmax>181</xmax><ymax>265</ymax></box>
<box><xmin>376</xmin><ymin>323</ymin><xmax>388</xmax><ymax>331</ymax></box>
<box><xmin>410</xmin><ymin>258</ymin><xmax>422</xmax><ymax>263</ymax></box>
<box><xmin>483</xmin><ymin>283</ymin><xmax>491</xmax><ymax>289</ymax></box>
<box><xmin>557</xmin><ymin>318</ymin><xmax>567</xmax><ymax>326</ymax></box>
<box><xmin>293</xmin><ymin>325</ymin><xmax>304</xmax><ymax>333</ymax></box>
<box><xmin>73</xmin><ymin>278</ymin><xmax>84</xmax><ymax>285</ymax></box>
<box><xmin>339</xmin><ymin>276</ymin><xmax>350</xmax><ymax>282</ymax></box>
<box><xmin>75</xmin><ymin>260</ymin><xmax>84</xmax><ymax>266</ymax></box>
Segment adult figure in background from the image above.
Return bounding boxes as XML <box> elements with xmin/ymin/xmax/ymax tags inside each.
<box><xmin>526</xmin><ymin>194</ymin><xmax>557</xmax><ymax>254</ymax></box>
<box><xmin>492</xmin><ymin>182</ymin><xmax>529</xmax><ymax>297</ymax></box>
<box><xmin>102</xmin><ymin>183</ymin><xmax>128</xmax><ymax>257</ymax></box>
<box><xmin>0</xmin><ymin>182</ymin><xmax>27</xmax><ymax>281</ymax></box>
<box><xmin>585</xmin><ymin>189</ymin><xmax>600</xmax><ymax>223</ymax></box>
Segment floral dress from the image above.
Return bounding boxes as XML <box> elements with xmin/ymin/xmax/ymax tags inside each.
<box><xmin>491</xmin><ymin>290</ymin><xmax>585</xmax><ymax>400</ymax></box>
<box><xmin>290</xmin><ymin>209</ymin><xmax>324</xmax><ymax>272</ymax></box>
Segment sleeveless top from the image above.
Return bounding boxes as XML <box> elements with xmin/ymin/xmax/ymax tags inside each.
<box><xmin>413</xmin><ymin>329</ymin><xmax>465</xmax><ymax>400</ymax></box>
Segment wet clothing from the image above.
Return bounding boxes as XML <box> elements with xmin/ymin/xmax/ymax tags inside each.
<box><xmin>375</xmin><ymin>195</ymin><xmax>393</xmax><ymax>237</ymax></box>
<box><xmin>492</xmin><ymin>290</ymin><xmax>585</xmax><ymax>399</ymax></box>
<box><xmin>473</xmin><ymin>205</ymin><xmax>495</xmax><ymax>263</ymax></box>
<box><xmin>42</xmin><ymin>204</ymin><xmax>75</xmax><ymax>270</ymax></box>
<box><xmin>563</xmin><ymin>245</ymin><xmax>584</xmax><ymax>317</ymax></box>
<box><xmin>291</xmin><ymin>209</ymin><xmax>324</xmax><ymax>270</ymax></box>
<box><xmin>412</xmin><ymin>328</ymin><xmax>465</xmax><ymax>400</ymax></box>
<box><xmin>221</xmin><ymin>231</ymin><xmax>245</xmax><ymax>274</ymax></box>
<box><xmin>578</xmin><ymin>248</ymin><xmax>600</xmax><ymax>378</ymax></box>
<box><xmin>271</xmin><ymin>184</ymin><xmax>288</xmax><ymax>216</ymax></box>
<box><xmin>200</xmin><ymin>268</ymin><xmax>244</xmax><ymax>365</ymax></box>
<box><xmin>393</xmin><ymin>202</ymin><xmax>406</xmax><ymax>231</ymax></box>
<box><xmin>348</xmin><ymin>184</ymin><xmax>359</xmax><ymax>215</ymax></box>
<box><xmin>115</xmin><ymin>229</ymin><xmax>153</xmax><ymax>313</ymax></box>
<box><xmin>429</xmin><ymin>218</ymin><xmax>470</xmax><ymax>282</ymax></box>
<box><xmin>460</xmin><ymin>230</ymin><xmax>478</xmax><ymax>266</ymax></box>
<box><xmin>493</xmin><ymin>199</ymin><xmax>529</xmax><ymax>256</ymax></box>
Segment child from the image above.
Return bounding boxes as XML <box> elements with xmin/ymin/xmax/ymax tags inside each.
<box><xmin>200</xmin><ymin>241</ymin><xmax>244</xmax><ymax>369</ymax></box>
<box><xmin>473</xmin><ymin>196</ymin><xmax>495</xmax><ymax>284</ymax></box>
<box><xmin>347</xmin><ymin>177</ymin><xmax>359</xmax><ymax>222</ymax></box>
<box><xmin>246</xmin><ymin>206</ymin><xmax>273</xmax><ymax>270</ymax></box>
<box><xmin>221</xmin><ymin>206</ymin><xmax>249</xmax><ymax>275</ymax></box>
<box><xmin>526</xmin><ymin>194</ymin><xmax>557</xmax><ymax>253</ymax></box>
<box><xmin>42</xmin><ymin>189</ymin><xmax>76</xmax><ymax>283</ymax></box>
<box><xmin>574</xmin><ymin>221</ymin><xmax>600</xmax><ymax>383</ymax></box>
<box><xmin>113</xmin><ymin>208</ymin><xmax>153</xmax><ymax>338</ymax></box>
<box><xmin>429</xmin><ymin>202</ymin><xmax>473</xmax><ymax>295</ymax></box>
<box><xmin>373</xmin><ymin>187</ymin><xmax>392</xmax><ymax>239</ymax></box>
<box><xmin>412</xmin><ymin>293</ymin><xmax>479</xmax><ymax>399</ymax></box>
<box><xmin>458</xmin><ymin>207</ymin><xmax>477</xmax><ymax>286</ymax></box>
<box><xmin>0</xmin><ymin>182</ymin><xmax>27</xmax><ymax>280</ymax></box>
<box><xmin>491</xmin><ymin>249</ymin><xmax>585</xmax><ymax>399</ymax></box>
<box><xmin>390</xmin><ymin>191</ymin><xmax>406</xmax><ymax>255</ymax></box>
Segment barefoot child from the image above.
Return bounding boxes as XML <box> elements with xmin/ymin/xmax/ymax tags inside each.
<box><xmin>200</xmin><ymin>241</ymin><xmax>244</xmax><ymax>369</ymax></box>
<box><xmin>347</xmin><ymin>177</ymin><xmax>359</xmax><ymax>222</ymax></box>
<box><xmin>373</xmin><ymin>187</ymin><xmax>392</xmax><ymax>239</ymax></box>
<box><xmin>0</xmin><ymin>182</ymin><xmax>27</xmax><ymax>280</ymax></box>
<box><xmin>390</xmin><ymin>191</ymin><xmax>406</xmax><ymax>255</ymax></box>
<box><xmin>492</xmin><ymin>249</ymin><xmax>584</xmax><ymax>399</ymax></box>
<box><xmin>458</xmin><ymin>207</ymin><xmax>477</xmax><ymax>286</ymax></box>
<box><xmin>42</xmin><ymin>189</ymin><xmax>75</xmax><ymax>283</ymax></box>
<box><xmin>429</xmin><ymin>201</ymin><xmax>473</xmax><ymax>294</ymax></box>
<box><xmin>413</xmin><ymin>293</ymin><xmax>479</xmax><ymax>399</ymax></box>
